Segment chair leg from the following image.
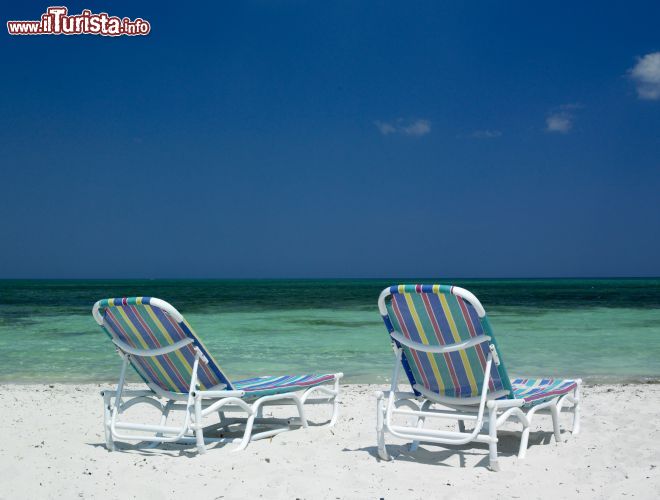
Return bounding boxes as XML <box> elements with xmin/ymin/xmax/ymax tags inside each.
<box><xmin>376</xmin><ymin>393</ymin><xmax>391</xmax><ymax>461</ymax></box>
<box><xmin>329</xmin><ymin>379</ymin><xmax>341</xmax><ymax>427</ymax></box>
<box><xmin>377</xmin><ymin>429</ymin><xmax>390</xmax><ymax>460</ymax></box>
<box><xmin>102</xmin><ymin>392</ymin><xmax>115</xmax><ymax>452</ymax></box>
<box><xmin>292</xmin><ymin>395</ymin><xmax>309</xmax><ymax>428</ymax></box>
<box><xmin>572</xmin><ymin>382</ymin><xmax>581</xmax><ymax>435</ymax></box>
<box><xmin>518</xmin><ymin>406</ymin><xmax>537</xmax><ymax>459</ymax></box>
<box><xmin>409</xmin><ymin>415</ymin><xmax>426</xmax><ymax>452</ymax></box>
<box><xmin>550</xmin><ymin>403</ymin><xmax>562</xmax><ymax>443</ymax></box>
<box><xmin>458</xmin><ymin>420</ymin><xmax>466</xmax><ymax>433</ymax></box>
<box><xmin>328</xmin><ymin>394</ymin><xmax>340</xmax><ymax>427</ymax></box>
<box><xmin>194</xmin><ymin>395</ymin><xmax>206</xmax><ymax>455</ymax></box>
<box><xmin>488</xmin><ymin>405</ymin><xmax>500</xmax><ymax>471</ymax></box>
<box><xmin>146</xmin><ymin>401</ymin><xmax>174</xmax><ymax>449</ymax></box>
<box><xmin>235</xmin><ymin>410</ymin><xmax>257</xmax><ymax>452</ymax></box>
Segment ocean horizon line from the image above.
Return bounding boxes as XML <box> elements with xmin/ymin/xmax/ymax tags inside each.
<box><xmin>1</xmin><ymin>276</ymin><xmax>659</xmax><ymax>282</ymax></box>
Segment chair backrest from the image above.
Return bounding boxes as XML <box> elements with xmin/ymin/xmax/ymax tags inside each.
<box><xmin>93</xmin><ymin>297</ymin><xmax>233</xmax><ymax>394</ymax></box>
<box><xmin>378</xmin><ymin>284</ymin><xmax>513</xmax><ymax>400</ymax></box>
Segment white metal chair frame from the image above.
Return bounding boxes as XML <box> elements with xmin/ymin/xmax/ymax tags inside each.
<box><xmin>93</xmin><ymin>300</ymin><xmax>343</xmax><ymax>455</ymax></box>
<box><xmin>375</xmin><ymin>286</ymin><xmax>581</xmax><ymax>471</ymax></box>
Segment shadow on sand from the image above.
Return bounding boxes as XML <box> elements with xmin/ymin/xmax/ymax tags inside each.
<box><xmin>346</xmin><ymin>429</ymin><xmax>558</xmax><ymax>469</ymax></box>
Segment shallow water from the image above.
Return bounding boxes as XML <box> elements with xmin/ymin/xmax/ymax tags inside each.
<box><xmin>1</xmin><ymin>279</ymin><xmax>659</xmax><ymax>384</ymax></box>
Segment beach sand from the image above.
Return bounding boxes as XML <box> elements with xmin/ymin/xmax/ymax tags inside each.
<box><xmin>1</xmin><ymin>383</ymin><xmax>658</xmax><ymax>499</ymax></box>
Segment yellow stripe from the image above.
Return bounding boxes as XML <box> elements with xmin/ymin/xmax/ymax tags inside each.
<box><xmin>143</xmin><ymin>305</ymin><xmax>194</xmax><ymax>383</ymax></box>
<box><xmin>404</xmin><ymin>293</ymin><xmax>445</xmax><ymax>393</ymax></box>
<box><xmin>116</xmin><ymin>307</ymin><xmax>179</xmax><ymax>391</ymax></box>
<box><xmin>439</xmin><ymin>295</ymin><xmax>478</xmax><ymax>394</ymax></box>
<box><xmin>432</xmin><ymin>284</ymin><xmax>440</xmax><ymax>294</ymax></box>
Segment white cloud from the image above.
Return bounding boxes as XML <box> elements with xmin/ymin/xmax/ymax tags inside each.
<box><xmin>471</xmin><ymin>129</ymin><xmax>502</xmax><ymax>139</ymax></box>
<box><xmin>630</xmin><ymin>52</ymin><xmax>660</xmax><ymax>100</ymax></box>
<box><xmin>374</xmin><ymin>121</ymin><xmax>396</xmax><ymax>135</ymax></box>
<box><xmin>374</xmin><ymin>118</ymin><xmax>431</xmax><ymax>136</ymax></box>
<box><xmin>546</xmin><ymin>104</ymin><xmax>582</xmax><ymax>134</ymax></box>
<box><xmin>546</xmin><ymin>113</ymin><xmax>573</xmax><ymax>133</ymax></box>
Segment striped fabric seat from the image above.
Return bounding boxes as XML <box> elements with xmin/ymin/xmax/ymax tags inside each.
<box><xmin>511</xmin><ymin>378</ymin><xmax>579</xmax><ymax>406</ymax></box>
<box><xmin>97</xmin><ymin>297</ymin><xmax>233</xmax><ymax>394</ymax></box>
<box><xmin>96</xmin><ymin>297</ymin><xmax>336</xmax><ymax>398</ymax></box>
<box><xmin>234</xmin><ymin>374</ymin><xmax>337</xmax><ymax>398</ymax></box>
<box><xmin>383</xmin><ymin>284</ymin><xmax>510</xmax><ymax>399</ymax></box>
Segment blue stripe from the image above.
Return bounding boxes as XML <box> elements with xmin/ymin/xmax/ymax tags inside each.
<box><xmin>381</xmin><ymin>314</ymin><xmax>418</xmax><ymax>394</ymax></box>
<box><xmin>382</xmin><ymin>314</ymin><xmax>395</xmax><ymax>333</ymax></box>
<box><xmin>177</xmin><ymin>320</ymin><xmax>232</xmax><ymax>388</ymax></box>
<box><xmin>122</xmin><ymin>306</ymin><xmax>158</xmax><ymax>348</ymax></box>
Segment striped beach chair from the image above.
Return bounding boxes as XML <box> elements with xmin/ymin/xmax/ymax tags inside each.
<box><xmin>376</xmin><ymin>285</ymin><xmax>581</xmax><ymax>471</ymax></box>
<box><xmin>92</xmin><ymin>297</ymin><xmax>342</xmax><ymax>454</ymax></box>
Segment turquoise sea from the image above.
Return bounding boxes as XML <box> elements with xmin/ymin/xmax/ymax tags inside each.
<box><xmin>1</xmin><ymin>279</ymin><xmax>659</xmax><ymax>385</ymax></box>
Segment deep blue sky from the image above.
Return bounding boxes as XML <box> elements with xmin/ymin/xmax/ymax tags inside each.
<box><xmin>1</xmin><ymin>1</ymin><xmax>659</xmax><ymax>278</ymax></box>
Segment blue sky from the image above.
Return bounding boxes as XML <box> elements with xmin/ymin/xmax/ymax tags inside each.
<box><xmin>1</xmin><ymin>1</ymin><xmax>659</xmax><ymax>278</ymax></box>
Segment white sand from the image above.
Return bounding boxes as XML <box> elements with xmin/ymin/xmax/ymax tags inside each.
<box><xmin>1</xmin><ymin>383</ymin><xmax>659</xmax><ymax>499</ymax></box>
